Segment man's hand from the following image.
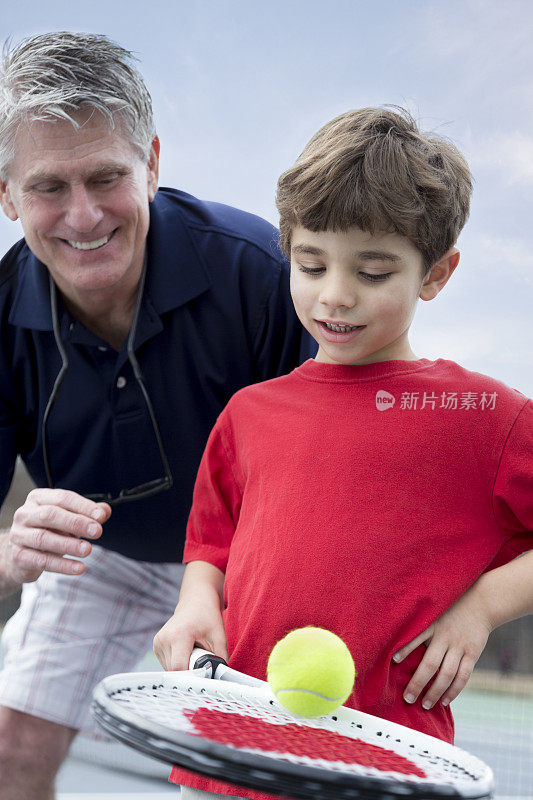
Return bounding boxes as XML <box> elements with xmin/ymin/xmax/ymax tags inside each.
<box><xmin>3</xmin><ymin>488</ymin><xmax>111</xmax><ymax>585</ymax></box>
<box><xmin>392</xmin><ymin>587</ymin><xmax>493</xmax><ymax>710</ymax></box>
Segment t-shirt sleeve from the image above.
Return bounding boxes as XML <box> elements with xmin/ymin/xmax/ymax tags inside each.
<box><xmin>182</xmin><ymin>416</ymin><xmax>242</xmax><ymax>572</ymax></box>
<box><xmin>491</xmin><ymin>400</ymin><xmax>533</xmax><ymax>558</ymax></box>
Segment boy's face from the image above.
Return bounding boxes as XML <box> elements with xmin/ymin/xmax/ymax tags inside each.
<box><xmin>290</xmin><ymin>226</ymin><xmax>457</xmax><ymax>366</ymax></box>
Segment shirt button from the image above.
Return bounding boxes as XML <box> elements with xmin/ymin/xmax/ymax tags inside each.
<box><xmin>98</xmin><ymin>345</ymin><xmax>108</xmax><ymax>352</ymax></box>
<box><xmin>116</xmin><ymin>376</ymin><xmax>127</xmax><ymax>389</ymax></box>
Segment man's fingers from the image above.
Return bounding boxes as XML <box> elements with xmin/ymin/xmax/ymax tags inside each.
<box><xmin>13</xmin><ymin>504</ymin><xmax>106</xmax><ymax>541</ymax></box>
<box><xmin>37</xmin><ymin>505</ymin><xmax>103</xmax><ymax>538</ymax></box>
<box><xmin>26</xmin><ymin>488</ymin><xmax>111</xmax><ymax>522</ymax></box>
<box><xmin>10</xmin><ymin>529</ymin><xmax>93</xmax><ymax>558</ymax></box>
<box><xmin>12</xmin><ymin>544</ymin><xmax>85</xmax><ymax>576</ymax></box>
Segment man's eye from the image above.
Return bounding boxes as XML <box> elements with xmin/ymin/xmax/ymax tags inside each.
<box><xmin>35</xmin><ymin>185</ymin><xmax>62</xmax><ymax>194</ymax></box>
<box><xmin>360</xmin><ymin>272</ymin><xmax>392</xmax><ymax>282</ymax></box>
<box><xmin>95</xmin><ymin>175</ymin><xmax>119</xmax><ymax>185</ymax></box>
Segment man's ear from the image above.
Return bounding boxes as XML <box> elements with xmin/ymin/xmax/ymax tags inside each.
<box><xmin>146</xmin><ymin>136</ymin><xmax>160</xmax><ymax>202</ymax></box>
<box><xmin>420</xmin><ymin>247</ymin><xmax>460</xmax><ymax>301</ymax></box>
<box><xmin>0</xmin><ymin>179</ymin><xmax>19</xmax><ymax>222</ymax></box>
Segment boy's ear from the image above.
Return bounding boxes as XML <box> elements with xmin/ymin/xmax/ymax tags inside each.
<box><xmin>420</xmin><ymin>247</ymin><xmax>460</xmax><ymax>301</ymax></box>
<box><xmin>0</xmin><ymin>179</ymin><xmax>19</xmax><ymax>222</ymax></box>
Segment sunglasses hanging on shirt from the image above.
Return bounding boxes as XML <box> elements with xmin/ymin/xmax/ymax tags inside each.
<box><xmin>42</xmin><ymin>253</ymin><xmax>173</xmax><ymax>506</ymax></box>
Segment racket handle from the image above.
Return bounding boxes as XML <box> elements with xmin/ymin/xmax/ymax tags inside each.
<box><xmin>189</xmin><ymin>647</ymin><xmax>228</xmax><ymax>677</ymax></box>
<box><xmin>190</xmin><ymin>647</ymin><xmax>265</xmax><ymax>687</ymax></box>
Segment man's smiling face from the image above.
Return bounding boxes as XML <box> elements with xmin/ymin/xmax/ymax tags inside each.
<box><xmin>0</xmin><ymin>110</ymin><xmax>159</xmax><ymax>305</ymax></box>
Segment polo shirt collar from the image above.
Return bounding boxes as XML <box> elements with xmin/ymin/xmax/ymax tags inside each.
<box><xmin>8</xmin><ymin>189</ymin><xmax>212</xmax><ymax>331</ymax></box>
<box><xmin>8</xmin><ymin>249</ymin><xmax>53</xmax><ymax>330</ymax></box>
<box><xmin>145</xmin><ymin>188</ymin><xmax>212</xmax><ymax>313</ymax></box>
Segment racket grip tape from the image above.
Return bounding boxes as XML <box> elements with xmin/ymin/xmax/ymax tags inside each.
<box><xmin>190</xmin><ymin>647</ymin><xmax>228</xmax><ymax>677</ymax></box>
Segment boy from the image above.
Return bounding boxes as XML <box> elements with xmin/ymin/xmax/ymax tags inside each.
<box><xmin>154</xmin><ymin>107</ymin><xmax>533</xmax><ymax>800</ymax></box>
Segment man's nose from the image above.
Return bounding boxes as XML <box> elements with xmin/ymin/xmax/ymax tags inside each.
<box><xmin>64</xmin><ymin>185</ymin><xmax>104</xmax><ymax>233</ymax></box>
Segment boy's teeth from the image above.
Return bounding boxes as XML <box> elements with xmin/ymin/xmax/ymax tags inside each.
<box><xmin>67</xmin><ymin>233</ymin><xmax>111</xmax><ymax>250</ymax></box>
<box><xmin>324</xmin><ymin>322</ymin><xmax>359</xmax><ymax>332</ymax></box>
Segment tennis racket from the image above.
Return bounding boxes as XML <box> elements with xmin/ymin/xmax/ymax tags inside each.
<box><xmin>91</xmin><ymin>648</ymin><xmax>494</xmax><ymax>800</ymax></box>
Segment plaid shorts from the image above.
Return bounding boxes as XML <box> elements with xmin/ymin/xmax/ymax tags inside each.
<box><xmin>0</xmin><ymin>543</ymin><xmax>185</xmax><ymax>734</ymax></box>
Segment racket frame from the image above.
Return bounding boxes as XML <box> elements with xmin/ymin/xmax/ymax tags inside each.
<box><xmin>92</xmin><ymin>667</ymin><xmax>494</xmax><ymax>800</ymax></box>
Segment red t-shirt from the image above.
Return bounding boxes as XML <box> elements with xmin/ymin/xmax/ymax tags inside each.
<box><xmin>171</xmin><ymin>359</ymin><xmax>532</xmax><ymax>797</ymax></box>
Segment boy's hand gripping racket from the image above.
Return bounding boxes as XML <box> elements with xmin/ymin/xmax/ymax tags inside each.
<box><xmin>91</xmin><ymin>648</ymin><xmax>494</xmax><ymax>800</ymax></box>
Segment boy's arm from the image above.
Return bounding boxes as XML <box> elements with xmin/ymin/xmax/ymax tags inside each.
<box><xmin>153</xmin><ymin>559</ymin><xmax>227</xmax><ymax>671</ymax></box>
<box><xmin>396</xmin><ymin>400</ymin><xmax>533</xmax><ymax>709</ymax></box>
<box><xmin>393</xmin><ymin>549</ymin><xmax>533</xmax><ymax>709</ymax></box>
<box><xmin>153</xmin><ymin>413</ymin><xmax>241</xmax><ymax>671</ymax></box>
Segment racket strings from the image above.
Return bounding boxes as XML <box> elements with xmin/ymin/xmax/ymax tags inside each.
<box><xmin>185</xmin><ymin>707</ymin><xmax>427</xmax><ymax>778</ymax></box>
<box><xmin>109</xmin><ymin>683</ymin><xmax>483</xmax><ymax>786</ymax></box>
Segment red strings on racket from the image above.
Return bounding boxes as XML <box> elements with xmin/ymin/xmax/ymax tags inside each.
<box><xmin>185</xmin><ymin>708</ymin><xmax>427</xmax><ymax>778</ymax></box>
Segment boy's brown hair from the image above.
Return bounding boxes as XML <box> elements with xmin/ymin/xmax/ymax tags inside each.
<box><xmin>276</xmin><ymin>107</ymin><xmax>472</xmax><ymax>272</ymax></box>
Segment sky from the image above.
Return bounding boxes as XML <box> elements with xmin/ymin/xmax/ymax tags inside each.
<box><xmin>1</xmin><ymin>0</ymin><xmax>532</xmax><ymax>395</ymax></box>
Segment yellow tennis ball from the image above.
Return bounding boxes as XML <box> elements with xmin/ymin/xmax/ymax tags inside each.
<box><xmin>267</xmin><ymin>627</ymin><xmax>356</xmax><ymax>717</ymax></box>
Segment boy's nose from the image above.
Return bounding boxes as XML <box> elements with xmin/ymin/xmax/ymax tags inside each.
<box><xmin>318</xmin><ymin>278</ymin><xmax>357</xmax><ymax>309</ymax></box>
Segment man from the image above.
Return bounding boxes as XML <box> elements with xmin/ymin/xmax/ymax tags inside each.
<box><xmin>0</xmin><ymin>32</ymin><xmax>313</xmax><ymax>798</ymax></box>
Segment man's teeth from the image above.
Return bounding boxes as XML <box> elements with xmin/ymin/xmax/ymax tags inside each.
<box><xmin>324</xmin><ymin>322</ymin><xmax>360</xmax><ymax>332</ymax></box>
<box><xmin>67</xmin><ymin>233</ymin><xmax>112</xmax><ymax>250</ymax></box>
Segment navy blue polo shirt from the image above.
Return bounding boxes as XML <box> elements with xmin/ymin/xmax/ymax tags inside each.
<box><xmin>0</xmin><ymin>188</ymin><xmax>316</xmax><ymax>562</ymax></box>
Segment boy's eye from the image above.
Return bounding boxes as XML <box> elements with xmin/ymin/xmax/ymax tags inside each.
<box><xmin>298</xmin><ymin>264</ymin><xmax>325</xmax><ymax>276</ymax></box>
<box><xmin>360</xmin><ymin>272</ymin><xmax>392</xmax><ymax>282</ymax></box>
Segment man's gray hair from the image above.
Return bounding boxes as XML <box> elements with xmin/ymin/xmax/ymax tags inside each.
<box><xmin>0</xmin><ymin>31</ymin><xmax>156</xmax><ymax>179</ymax></box>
